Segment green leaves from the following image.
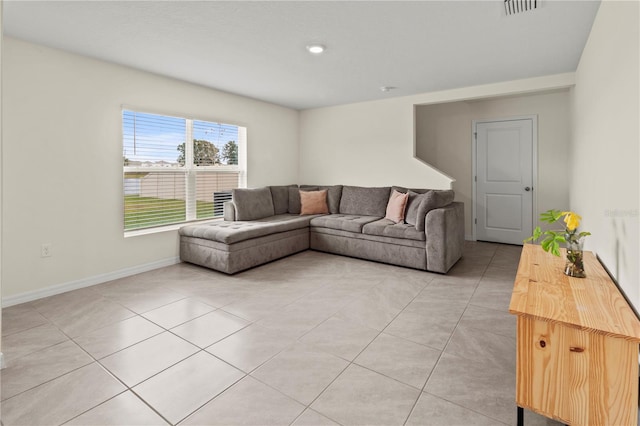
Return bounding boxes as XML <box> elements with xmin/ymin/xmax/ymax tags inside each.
<box><xmin>523</xmin><ymin>226</ymin><xmax>542</xmax><ymax>243</ymax></box>
<box><xmin>524</xmin><ymin>227</ymin><xmax>565</xmax><ymax>257</ymax></box>
<box><xmin>540</xmin><ymin>233</ymin><xmax>565</xmax><ymax>257</ymax></box>
<box><xmin>221</xmin><ymin>141</ymin><xmax>238</xmax><ymax>165</ymax></box>
<box><xmin>523</xmin><ymin>209</ymin><xmax>590</xmax><ymax>257</ymax></box>
<box><xmin>539</xmin><ymin>209</ymin><xmax>564</xmax><ymax>224</ymax></box>
<box><xmin>177</xmin><ymin>139</ymin><xmax>221</xmax><ymax>166</ymax></box>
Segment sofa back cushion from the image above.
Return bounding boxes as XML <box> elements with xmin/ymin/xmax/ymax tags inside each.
<box><xmin>232</xmin><ymin>187</ymin><xmax>275</xmax><ymax>221</ymax></box>
<box><xmin>405</xmin><ymin>191</ymin><xmax>428</xmax><ymax>227</ymax></box>
<box><xmin>339</xmin><ymin>186</ymin><xmax>391</xmax><ymax>217</ymax></box>
<box><xmin>269</xmin><ymin>185</ymin><xmax>297</xmax><ymax>215</ymax></box>
<box><xmin>423</xmin><ymin>190</ymin><xmax>455</xmax><ymax>213</ymax></box>
<box><xmin>392</xmin><ymin>186</ymin><xmax>432</xmax><ymax>195</ymax></box>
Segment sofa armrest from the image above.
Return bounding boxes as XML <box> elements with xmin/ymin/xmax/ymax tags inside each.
<box><xmin>425</xmin><ymin>202</ymin><xmax>465</xmax><ymax>273</ymax></box>
<box><xmin>223</xmin><ymin>201</ymin><xmax>237</xmax><ymax>221</ymax></box>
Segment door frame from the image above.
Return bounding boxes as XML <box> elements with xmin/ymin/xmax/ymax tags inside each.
<box><xmin>471</xmin><ymin>115</ymin><xmax>538</xmax><ymax>242</ymax></box>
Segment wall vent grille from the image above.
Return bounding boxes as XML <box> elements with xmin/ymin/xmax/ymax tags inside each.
<box><xmin>504</xmin><ymin>0</ymin><xmax>539</xmax><ymax>16</ymax></box>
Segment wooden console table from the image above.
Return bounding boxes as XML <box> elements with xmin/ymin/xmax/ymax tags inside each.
<box><xmin>509</xmin><ymin>244</ymin><xmax>640</xmax><ymax>425</ymax></box>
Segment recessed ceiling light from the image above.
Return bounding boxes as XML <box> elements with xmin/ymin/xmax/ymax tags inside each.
<box><xmin>380</xmin><ymin>86</ymin><xmax>397</xmax><ymax>92</ymax></box>
<box><xmin>306</xmin><ymin>44</ymin><xmax>325</xmax><ymax>55</ymax></box>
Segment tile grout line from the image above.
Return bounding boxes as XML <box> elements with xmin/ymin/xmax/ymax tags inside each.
<box><xmin>2</xmin><ymin>268</ymin><xmax>251</xmax><ymax>425</ymax></box>
<box><xmin>0</xmin><ymin>341</ymin><xmax>94</xmax><ymax>404</ymax></box>
<box><xmin>278</xmin><ymin>274</ymin><xmax>436</xmax><ymax>426</ymax></box>
<box><xmin>22</xmin><ymin>301</ymin><xmax>222</xmax><ymax>425</ymax></box>
<box><xmin>0</xmin><ymin>315</ymin><xmax>174</xmax><ymax>426</ymax></box>
<box><xmin>401</xmin><ymin>247</ymin><xmax>497</xmax><ymax>426</ymax></box>
<box><xmin>2</xmin><ymin>247</ymin><xmax>524</xmax><ymax>425</ymax></box>
<box><xmin>421</xmin><ymin>390</ymin><xmax>512</xmax><ymax>426</ymax></box>
<box><xmin>53</xmin><ymin>316</ymin><xmax>176</xmax><ymax>426</ymax></box>
<box><xmin>402</xmin><ymin>245</ymin><xmax>522</xmax><ymax>426</ymax></box>
<box><xmin>289</xmin><ymin>274</ymin><xmax>437</xmax><ymax>425</ymax></box>
<box><xmin>65</xmin><ymin>269</ymin><xmax>362</xmax><ymax>424</ymax></box>
<box><xmin>129</xmin><ymin>271</ymin><xmax>369</xmax><ymax>424</ymax></box>
<box><xmin>169</xmin><ymin>368</ymin><xmax>248</xmax><ymax>425</ymax></box>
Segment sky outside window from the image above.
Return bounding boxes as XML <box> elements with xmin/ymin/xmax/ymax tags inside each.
<box><xmin>123</xmin><ymin>111</ymin><xmax>239</xmax><ymax>165</ymax></box>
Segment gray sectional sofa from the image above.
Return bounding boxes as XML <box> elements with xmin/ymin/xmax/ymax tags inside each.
<box><xmin>179</xmin><ymin>185</ymin><xmax>464</xmax><ymax>274</ymax></box>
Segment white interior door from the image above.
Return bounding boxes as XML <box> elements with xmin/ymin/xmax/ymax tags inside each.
<box><xmin>475</xmin><ymin>118</ymin><xmax>534</xmax><ymax>245</ymax></box>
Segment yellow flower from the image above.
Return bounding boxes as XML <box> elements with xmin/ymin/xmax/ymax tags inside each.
<box><xmin>562</xmin><ymin>211</ymin><xmax>582</xmax><ymax>231</ymax></box>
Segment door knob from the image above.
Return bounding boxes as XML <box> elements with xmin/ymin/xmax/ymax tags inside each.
<box><xmin>525</xmin><ymin>187</ymin><xmax>531</xmax><ymax>192</ymax></box>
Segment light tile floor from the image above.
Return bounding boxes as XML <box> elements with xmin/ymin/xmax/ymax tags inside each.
<box><xmin>0</xmin><ymin>242</ymin><xmax>561</xmax><ymax>425</ymax></box>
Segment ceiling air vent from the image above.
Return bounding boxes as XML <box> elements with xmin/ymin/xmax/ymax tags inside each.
<box><xmin>504</xmin><ymin>0</ymin><xmax>539</xmax><ymax>16</ymax></box>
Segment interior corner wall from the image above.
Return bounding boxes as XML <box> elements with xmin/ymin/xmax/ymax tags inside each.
<box><xmin>2</xmin><ymin>37</ymin><xmax>299</xmax><ymax>300</ymax></box>
<box><xmin>298</xmin><ymin>73</ymin><xmax>574</xmax><ymax>198</ymax></box>
<box><xmin>415</xmin><ymin>90</ymin><xmax>572</xmax><ymax>239</ymax></box>
<box><xmin>298</xmin><ymin>97</ymin><xmax>454</xmax><ymax>189</ymax></box>
<box><xmin>570</xmin><ymin>0</ymin><xmax>639</xmax><ymax>312</ymax></box>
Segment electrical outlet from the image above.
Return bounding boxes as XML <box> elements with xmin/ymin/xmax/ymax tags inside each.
<box><xmin>41</xmin><ymin>243</ymin><xmax>52</xmax><ymax>258</ymax></box>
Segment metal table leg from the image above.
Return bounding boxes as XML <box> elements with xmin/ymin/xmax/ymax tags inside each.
<box><xmin>517</xmin><ymin>406</ymin><xmax>524</xmax><ymax>426</ymax></box>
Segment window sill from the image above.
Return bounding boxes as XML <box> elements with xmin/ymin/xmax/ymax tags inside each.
<box><xmin>124</xmin><ymin>218</ymin><xmax>223</xmax><ymax>238</ymax></box>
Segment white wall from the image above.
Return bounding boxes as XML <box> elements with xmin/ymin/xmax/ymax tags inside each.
<box><xmin>299</xmin><ymin>73</ymin><xmax>574</xmax><ymax>191</ymax></box>
<box><xmin>415</xmin><ymin>90</ymin><xmax>572</xmax><ymax>238</ymax></box>
<box><xmin>299</xmin><ymin>97</ymin><xmax>453</xmax><ymax>188</ymax></box>
<box><xmin>570</xmin><ymin>0</ymin><xmax>639</xmax><ymax>312</ymax></box>
<box><xmin>2</xmin><ymin>37</ymin><xmax>299</xmax><ymax>301</ymax></box>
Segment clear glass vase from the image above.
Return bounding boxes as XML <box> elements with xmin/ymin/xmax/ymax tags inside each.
<box><xmin>564</xmin><ymin>234</ymin><xmax>586</xmax><ymax>278</ymax></box>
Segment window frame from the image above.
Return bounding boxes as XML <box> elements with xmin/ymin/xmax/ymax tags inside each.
<box><xmin>122</xmin><ymin>106</ymin><xmax>247</xmax><ymax>235</ymax></box>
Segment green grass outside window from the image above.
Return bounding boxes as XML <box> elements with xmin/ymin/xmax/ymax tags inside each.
<box><xmin>124</xmin><ymin>195</ymin><xmax>215</xmax><ymax>230</ymax></box>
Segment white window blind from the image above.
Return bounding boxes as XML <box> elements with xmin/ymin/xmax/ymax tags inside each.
<box><xmin>123</xmin><ymin>110</ymin><xmax>245</xmax><ymax>231</ymax></box>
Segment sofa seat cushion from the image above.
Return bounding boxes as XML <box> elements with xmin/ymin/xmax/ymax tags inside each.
<box><xmin>179</xmin><ymin>214</ymin><xmax>318</xmax><ymax>244</ymax></box>
<box><xmin>362</xmin><ymin>219</ymin><xmax>426</xmax><ymax>242</ymax></box>
<box><xmin>309</xmin><ymin>214</ymin><xmax>381</xmax><ymax>233</ymax></box>
<box><xmin>310</xmin><ymin>227</ymin><xmax>425</xmax><ymax>249</ymax></box>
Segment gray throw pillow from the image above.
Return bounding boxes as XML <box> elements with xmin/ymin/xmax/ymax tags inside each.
<box><xmin>422</xmin><ymin>190</ymin><xmax>455</xmax><ymax>214</ymax></box>
<box><xmin>404</xmin><ymin>191</ymin><xmax>429</xmax><ymax>227</ymax></box>
<box><xmin>232</xmin><ymin>187</ymin><xmax>275</xmax><ymax>221</ymax></box>
<box><xmin>406</xmin><ymin>189</ymin><xmax>455</xmax><ymax>231</ymax></box>
<box><xmin>392</xmin><ymin>186</ymin><xmax>432</xmax><ymax>195</ymax></box>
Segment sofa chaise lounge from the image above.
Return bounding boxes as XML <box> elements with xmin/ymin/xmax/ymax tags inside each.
<box><xmin>179</xmin><ymin>185</ymin><xmax>464</xmax><ymax>274</ymax></box>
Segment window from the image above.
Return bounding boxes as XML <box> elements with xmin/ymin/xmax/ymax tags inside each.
<box><xmin>123</xmin><ymin>110</ymin><xmax>246</xmax><ymax>232</ymax></box>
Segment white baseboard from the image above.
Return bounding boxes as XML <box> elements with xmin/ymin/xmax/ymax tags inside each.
<box><xmin>2</xmin><ymin>257</ymin><xmax>181</xmax><ymax>308</ymax></box>
<box><xmin>465</xmin><ymin>234</ymin><xmax>474</xmax><ymax>241</ymax></box>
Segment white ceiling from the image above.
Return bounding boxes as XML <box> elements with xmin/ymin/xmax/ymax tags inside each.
<box><xmin>3</xmin><ymin>1</ymin><xmax>601</xmax><ymax>110</ymax></box>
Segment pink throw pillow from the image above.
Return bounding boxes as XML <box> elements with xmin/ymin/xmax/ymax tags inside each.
<box><xmin>300</xmin><ymin>189</ymin><xmax>330</xmax><ymax>215</ymax></box>
<box><xmin>385</xmin><ymin>190</ymin><xmax>409</xmax><ymax>223</ymax></box>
